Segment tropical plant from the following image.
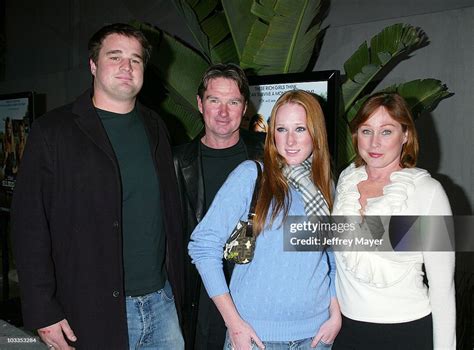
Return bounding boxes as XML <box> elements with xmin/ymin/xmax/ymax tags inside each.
<box><xmin>132</xmin><ymin>0</ymin><xmax>451</xmax><ymax>169</ymax></box>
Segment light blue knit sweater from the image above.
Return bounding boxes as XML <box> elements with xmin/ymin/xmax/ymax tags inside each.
<box><xmin>188</xmin><ymin>160</ymin><xmax>337</xmax><ymax>342</ymax></box>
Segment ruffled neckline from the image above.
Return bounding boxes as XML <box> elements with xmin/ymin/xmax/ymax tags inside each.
<box><xmin>333</xmin><ymin>163</ymin><xmax>431</xmax><ymax>288</ymax></box>
<box><xmin>333</xmin><ymin>164</ymin><xmax>430</xmax><ymax>216</ymax></box>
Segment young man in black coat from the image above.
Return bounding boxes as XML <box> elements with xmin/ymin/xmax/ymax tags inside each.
<box><xmin>12</xmin><ymin>23</ymin><xmax>184</xmax><ymax>350</ymax></box>
<box><xmin>174</xmin><ymin>63</ymin><xmax>264</xmax><ymax>350</ymax></box>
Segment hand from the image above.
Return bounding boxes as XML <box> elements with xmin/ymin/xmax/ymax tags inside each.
<box><xmin>310</xmin><ymin>308</ymin><xmax>342</xmax><ymax>348</ymax></box>
<box><xmin>38</xmin><ymin>319</ymin><xmax>77</xmax><ymax>350</ymax></box>
<box><xmin>227</xmin><ymin>318</ymin><xmax>265</xmax><ymax>350</ymax></box>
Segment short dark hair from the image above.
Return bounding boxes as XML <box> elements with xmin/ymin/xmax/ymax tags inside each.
<box><xmin>350</xmin><ymin>92</ymin><xmax>419</xmax><ymax>168</ymax></box>
<box><xmin>88</xmin><ymin>23</ymin><xmax>152</xmax><ymax>66</ymax></box>
<box><xmin>197</xmin><ymin>63</ymin><xmax>250</xmax><ymax>103</ymax></box>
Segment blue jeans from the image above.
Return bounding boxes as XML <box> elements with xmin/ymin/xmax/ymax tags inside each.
<box><xmin>126</xmin><ymin>281</ymin><xmax>184</xmax><ymax>350</ymax></box>
<box><xmin>224</xmin><ymin>333</ymin><xmax>332</xmax><ymax>350</ymax></box>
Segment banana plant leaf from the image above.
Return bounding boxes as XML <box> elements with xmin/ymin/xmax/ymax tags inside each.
<box><xmin>160</xmin><ymin>94</ymin><xmax>204</xmax><ymax>140</ymax></box>
<box><xmin>345</xmin><ymin>78</ymin><xmax>452</xmax><ymax>122</ymax></box>
<box><xmin>172</xmin><ymin>0</ymin><xmax>239</xmax><ymax>64</ymax></box>
<box><xmin>240</xmin><ymin>0</ymin><xmax>324</xmax><ymax>74</ymax></box>
<box><xmin>144</xmin><ymin>65</ymin><xmax>204</xmax><ymax>141</ymax></box>
<box><xmin>131</xmin><ymin>21</ymin><xmax>209</xmax><ymax>116</ymax></box>
<box><xmin>342</xmin><ymin>24</ymin><xmax>426</xmax><ymax>113</ymax></box>
<box><xmin>386</xmin><ymin>79</ymin><xmax>453</xmax><ymax>118</ymax></box>
<box><xmin>139</xmin><ymin>66</ymin><xmax>204</xmax><ymax>143</ymax></box>
<box><xmin>172</xmin><ymin>0</ymin><xmax>212</xmax><ymax>60</ymax></box>
<box><xmin>130</xmin><ymin>21</ymin><xmax>208</xmax><ymax>140</ymax></box>
<box><xmin>221</xmin><ymin>0</ymin><xmax>255</xmax><ymax>61</ymax></box>
<box><xmin>188</xmin><ymin>0</ymin><xmax>219</xmax><ymax>22</ymax></box>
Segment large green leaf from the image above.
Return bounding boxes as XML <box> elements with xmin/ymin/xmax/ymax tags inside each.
<box><xmin>131</xmin><ymin>21</ymin><xmax>209</xmax><ymax>113</ymax></box>
<box><xmin>201</xmin><ymin>11</ymin><xmax>238</xmax><ymax>63</ymax></box>
<box><xmin>160</xmin><ymin>95</ymin><xmax>204</xmax><ymax>140</ymax></box>
<box><xmin>342</xmin><ymin>24</ymin><xmax>426</xmax><ymax>113</ymax></box>
<box><xmin>387</xmin><ymin>79</ymin><xmax>452</xmax><ymax>118</ymax></box>
<box><xmin>221</xmin><ymin>0</ymin><xmax>255</xmax><ymax>61</ymax></box>
<box><xmin>172</xmin><ymin>0</ymin><xmax>239</xmax><ymax>63</ymax></box>
<box><xmin>240</xmin><ymin>0</ymin><xmax>324</xmax><ymax>74</ymax></box>
<box><xmin>201</xmin><ymin>11</ymin><xmax>228</xmax><ymax>45</ymax></box>
<box><xmin>140</xmin><ymin>67</ymin><xmax>203</xmax><ymax>142</ymax></box>
<box><xmin>211</xmin><ymin>34</ymin><xmax>240</xmax><ymax>63</ymax></box>
<box><xmin>172</xmin><ymin>0</ymin><xmax>212</xmax><ymax>60</ymax></box>
<box><xmin>190</xmin><ymin>0</ymin><xmax>219</xmax><ymax>21</ymax></box>
<box><xmin>131</xmin><ymin>21</ymin><xmax>207</xmax><ymax>141</ymax></box>
<box><xmin>345</xmin><ymin>79</ymin><xmax>452</xmax><ymax>122</ymax></box>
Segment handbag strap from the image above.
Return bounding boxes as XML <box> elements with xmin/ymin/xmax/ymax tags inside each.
<box><xmin>247</xmin><ymin>160</ymin><xmax>262</xmax><ymax>222</ymax></box>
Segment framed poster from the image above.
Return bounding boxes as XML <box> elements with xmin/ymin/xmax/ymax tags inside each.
<box><xmin>242</xmin><ymin>70</ymin><xmax>340</xmax><ymax>157</ymax></box>
<box><xmin>0</xmin><ymin>92</ymin><xmax>39</xmax><ymax>208</ymax></box>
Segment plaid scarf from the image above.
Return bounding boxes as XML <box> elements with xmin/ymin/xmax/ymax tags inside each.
<box><xmin>282</xmin><ymin>157</ymin><xmax>330</xmax><ymax>216</ymax></box>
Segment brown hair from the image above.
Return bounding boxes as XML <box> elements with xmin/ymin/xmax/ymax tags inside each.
<box><xmin>254</xmin><ymin>90</ymin><xmax>333</xmax><ymax>235</ymax></box>
<box><xmin>197</xmin><ymin>63</ymin><xmax>250</xmax><ymax>103</ymax></box>
<box><xmin>249</xmin><ymin>114</ymin><xmax>267</xmax><ymax>133</ymax></box>
<box><xmin>350</xmin><ymin>92</ymin><xmax>419</xmax><ymax>168</ymax></box>
<box><xmin>88</xmin><ymin>23</ymin><xmax>152</xmax><ymax>66</ymax></box>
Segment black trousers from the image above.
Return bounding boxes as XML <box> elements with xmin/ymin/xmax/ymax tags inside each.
<box><xmin>333</xmin><ymin>314</ymin><xmax>433</xmax><ymax>350</ymax></box>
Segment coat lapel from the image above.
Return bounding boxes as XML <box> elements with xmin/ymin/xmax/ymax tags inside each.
<box><xmin>195</xmin><ymin>143</ymin><xmax>205</xmax><ymax>221</ymax></box>
<box><xmin>180</xmin><ymin>139</ymin><xmax>205</xmax><ymax>222</ymax></box>
<box><xmin>71</xmin><ymin>90</ymin><xmax>116</xmax><ymax>161</ymax></box>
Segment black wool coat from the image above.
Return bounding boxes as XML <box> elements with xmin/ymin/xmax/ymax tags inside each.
<box><xmin>11</xmin><ymin>90</ymin><xmax>184</xmax><ymax>350</ymax></box>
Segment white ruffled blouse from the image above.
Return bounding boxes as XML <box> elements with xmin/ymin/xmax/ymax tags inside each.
<box><xmin>332</xmin><ymin>163</ymin><xmax>456</xmax><ymax>349</ymax></box>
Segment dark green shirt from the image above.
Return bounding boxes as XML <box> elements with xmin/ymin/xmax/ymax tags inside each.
<box><xmin>200</xmin><ymin>139</ymin><xmax>247</xmax><ymax>211</ymax></box>
<box><xmin>97</xmin><ymin>107</ymin><xmax>166</xmax><ymax>296</ymax></box>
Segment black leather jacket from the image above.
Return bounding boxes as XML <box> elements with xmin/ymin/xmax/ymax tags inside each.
<box><xmin>173</xmin><ymin>129</ymin><xmax>264</xmax><ymax>349</ymax></box>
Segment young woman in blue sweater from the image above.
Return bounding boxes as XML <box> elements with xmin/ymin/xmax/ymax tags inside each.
<box><xmin>189</xmin><ymin>90</ymin><xmax>341</xmax><ymax>350</ymax></box>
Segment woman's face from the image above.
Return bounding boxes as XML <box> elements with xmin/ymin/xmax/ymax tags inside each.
<box><xmin>357</xmin><ymin>106</ymin><xmax>407</xmax><ymax>171</ymax></box>
<box><xmin>274</xmin><ymin>103</ymin><xmax>313</xmax><ymax>166</ymax></box>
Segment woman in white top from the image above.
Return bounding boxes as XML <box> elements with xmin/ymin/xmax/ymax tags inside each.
<box><xmin>332</xmin><ymin>92</ymin><xmax>455</xmax><ymax>349</ymax></box>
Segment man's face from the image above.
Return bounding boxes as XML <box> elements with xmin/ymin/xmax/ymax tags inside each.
<box><xmin>90</xmin><ymin>33</ymin><xmax>144</xmax><ymax>104</ymax></box>
<box><xmin>197</xmin><ymin>77</ymin><xmax>247</xmax><ymax>142</ymax></box>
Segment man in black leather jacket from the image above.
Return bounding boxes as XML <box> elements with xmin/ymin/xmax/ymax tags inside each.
<box><xmin>173</xmin><ymin>63</ymin><xmax>264</xmax><ymax>350</ymax></box>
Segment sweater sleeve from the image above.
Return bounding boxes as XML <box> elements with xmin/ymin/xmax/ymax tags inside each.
<box><xmin>422</xmin><ymin>180</ymin><xmax>456</xmax><ymax>349</ymax></box>
<box><xmin>188</xmin><ymin>161</ymin><xmax>258</xmax><ymax>298</ymax></box>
